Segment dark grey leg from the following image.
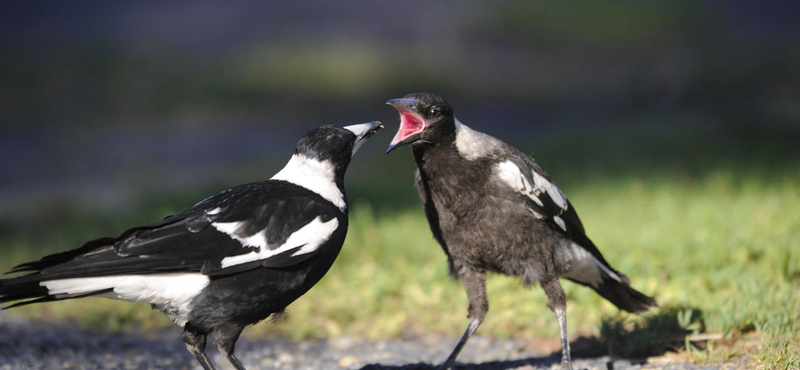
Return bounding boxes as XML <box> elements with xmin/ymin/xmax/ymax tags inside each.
<box><xmin>438</xmin><ymin>267</ymin><xmax>487</xmax><ymax>370</ymax></box>
<box><xmin>183</xmin><ymin>326</ymin><xmax>216</xmax><ymax>370</ymax></box>
<box><xmin>438</xmin><ymin>318</ymin><xmax>481</xmax><ymax>370</ymax></box>
<box><xmin>555</xmin><ymin>307</ymin><xmax>572</xmax><ymax>369</ymax></box>
<box><xmin>542</xmin><ymin>279</ymin><xmax>572</xmax><ymax>370</ymax></box>
<box><xmin>213</xmin><ymin>324</ymin><xmax>247</xmax><ymax>370</ymax></box>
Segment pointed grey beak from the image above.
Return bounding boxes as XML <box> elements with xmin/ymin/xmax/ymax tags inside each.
<box><xmin>344</xmin><ymin>121</ymin><xmax>384</xmax><ymax>156</ymax></box>
<box><xmin>386</xmin><ymin>98</ymin><xmax>419</xmax><ymax>111</ymax></box>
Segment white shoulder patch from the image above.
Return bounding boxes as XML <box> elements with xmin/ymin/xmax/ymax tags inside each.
<box><xmin>41</xmin><ymin>273</ymin><xmax>209</xmax><ymax>327</ymax></box>
<box><xmin>496</xmin><ymin>160</ymin><xmax>569</xmax><ymax>220</ymax></box>
<box><xmin>272</xmin><ymin>154</ymin><xmax>346</xmax><ymax>211</ymax></box>
<box><xmin>496</xmin><ymin>160</ymin><xmax>543</xmax><ymax>206</ymax></box>
<box><xmin>220</xmin><ymin>216</ymin><xmax>339</xmax><ymax>269</ymax></box>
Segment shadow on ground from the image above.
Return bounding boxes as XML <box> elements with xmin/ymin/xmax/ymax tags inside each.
<box><xmin>360</xmin><ymin>307</ymin><xmax>708</xmax><ymax>370</ymax></box>
<box><xmin>358</xmin><ymin>337</ymin><xmax>646</xmax><ymax>370</ymax></box>
<box><xmin>0</xmin><ymin>306</ymin><xmax>717</xmax><ymax>370</ymax></box>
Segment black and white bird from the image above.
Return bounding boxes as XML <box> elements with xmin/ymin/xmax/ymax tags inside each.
<box><xmin>385</xmin><ymin>93</ymin><xmax>656</xmax><ymax>370</ymax></box>
<box><xmin>0</xmin><ymin>122</ymin><xmax>383</xmax><ymax>370</ymax></box>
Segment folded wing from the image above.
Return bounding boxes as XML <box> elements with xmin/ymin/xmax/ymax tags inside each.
<box><xmin>2</xmin><ymin>181</ymin><xmax>343</xmax><ymax>308</ymax></box>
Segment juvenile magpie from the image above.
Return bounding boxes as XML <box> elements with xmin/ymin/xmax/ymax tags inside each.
<box><xmin>385</xmin><ymin>93</ymin><xmax>657</xmax><ymax>370</ymax></box>
<box><xmin>0</xmin><ymin>122</ymin><xmax>383</xmax><ymax>370</ymax></box>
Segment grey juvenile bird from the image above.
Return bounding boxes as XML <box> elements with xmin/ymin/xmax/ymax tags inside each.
<box><xmin>385</xmin><ymin>93</ymin><xmax>656</xmax><ymax>370</ymax></box>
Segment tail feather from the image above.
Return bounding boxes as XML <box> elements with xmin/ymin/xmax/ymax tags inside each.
<box><xmin>2</xmin><ymin>287</ymin><xmax>112</xmax><ymax>309</ymax></box>
<box><xmin>0</xmin><ymin>278</ymin><xmax>49</xmax><ymax>305</ymax></box>
<box><xmin>1</xmin><ymin>271</ymin><xmax>114</xmax><ymax>309</ymax></box>
<box><xmin>559</xmin><ymin>239</ymin><xmax>657</xmax><ymax>314</ymax></box>
<box><xmin>1</xmin><ymin>276</ymin><xmax>51</xmax><ymax>308</ymax></box>
<box><xmin>7</xmin><ymin>237</ymin><xmax>117</xmax><ymax>274</ymax></box>
<box><xmin>572</xmin><ymin>272</ymin><xmax>657</xmax><ymax>313</ymax></box>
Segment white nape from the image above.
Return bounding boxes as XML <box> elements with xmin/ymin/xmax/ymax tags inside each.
<box><xmin>220</xmin><ymin>216</ymin><xmax>338</xmax><ymax>269</ymax></box>
<box><xmin>454</xmin><ymin>119</ymin><xmax>502</xmax><ymax>161</ymax></box>
<box><xmin>271</xmin><ymin>154</ymin><xmax>346</xmax><ymax>211</ymax></box>
<box><xmin>40</xmin><ymin>273</ymin><xmax>209</xmax><ymax>327</ymax></box>
<box><xmin>557</xmin><ymin>241</ymin><xmax>622</xmax><ymax>288</ymax></box>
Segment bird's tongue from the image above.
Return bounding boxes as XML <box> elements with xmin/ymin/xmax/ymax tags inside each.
<box><xmin>389</xmin><ymin>111</ymin><xmax>425</xmax><ymax>146</ymax></box>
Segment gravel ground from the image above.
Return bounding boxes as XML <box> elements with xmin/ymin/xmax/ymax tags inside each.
<box><xmin>0</xmin><ymin>312</ymin><xmax>746</xmax><ymax>370</ymax></box>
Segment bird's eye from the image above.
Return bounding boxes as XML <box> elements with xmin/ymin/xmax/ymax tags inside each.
<box><xmin>428</xmin><ymin>107</ymin><xmax>441</xmax><ymax>119</ymax></box>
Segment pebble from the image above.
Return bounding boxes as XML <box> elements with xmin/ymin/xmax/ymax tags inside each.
<box><xmin>339</xmin><ymin>355</ymin><xmax>359</xmax><ymax>367</ymax></box>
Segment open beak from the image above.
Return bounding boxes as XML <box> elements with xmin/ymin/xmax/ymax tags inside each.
<box><xmin>385</xmin><ymin>98</ymin><xmax>425</xmax><ymax>154</ymax></box>
<box><xmin>344</xmin><ymin>121</ymin><xmax>384</xmax><ymax>156</ymax></box>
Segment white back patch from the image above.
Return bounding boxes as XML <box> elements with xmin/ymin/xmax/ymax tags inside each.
<box><xmin>454</xmin><ymin>119</ymin><xmax>501</xmax><ymax>161</ymax></box>
<box><xmin>40</xmin><ymin>273</ymin><xmax>209</xmax><ymax>327</ymax></box>
<box><xmin>220</xmin><ymin>216</ymin><xmax>339</xmax><ymax>269</ymax></box>
<box><xmin>272</xmin><ymin>154</ymin><xmax>346</xmax><ymax>211</ymax></box>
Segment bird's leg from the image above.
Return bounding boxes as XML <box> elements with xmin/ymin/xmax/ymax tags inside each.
<box><xmin>438</xmin><ymin>267</ymin><xmax>487</xmax><ymax>370</ymax></box>
<box><xmin>212</xmin><ymin>323</ymin><xmax>247</xmax><ymax>370</ymax></box>
<box><xmin>542</xmin><ymin>279</ymin><xmax>572</xmax><ymax>370</ymax></box>
<box><xmin>183</xmin><ymin>326</ymin><xmax>216</xmax><ymax>370</ymax></box>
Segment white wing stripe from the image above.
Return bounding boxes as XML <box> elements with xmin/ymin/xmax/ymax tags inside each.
<box><xmin>220</xmin><ymin>216</ymin><xmax>338</xmax><ymax>269</ymax></box>
<box><xmin>40</xmin><ymin>273</ymin><xmax>209</xmax><ymax>327</ymax></box>
<box><xmin>213</xmin><ymin>221</ymin><xmax>269</xmax><ymax>248</ymax></box>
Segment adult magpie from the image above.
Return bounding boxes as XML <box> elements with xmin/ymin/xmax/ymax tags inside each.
<box><xmin>385</xmin><ymin>93</ymin><xmax>657</xmax><ymax>370</ymax></box>
<box><xmin>0</xmin><ymin>122</ymin><xmax>383</xmax><ymax>370</ymax></box>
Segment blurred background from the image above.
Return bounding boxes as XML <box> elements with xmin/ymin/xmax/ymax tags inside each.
<box><xmin>1</xmin><ymin>0</ymin><xmax>798</xmax><ymax>365</ymax></box>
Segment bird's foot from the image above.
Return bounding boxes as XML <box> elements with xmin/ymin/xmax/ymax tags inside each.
<box><xmin>560</xmin><ymin>360</ymin><xmax>573</xmax><ymax>370</ymax></box>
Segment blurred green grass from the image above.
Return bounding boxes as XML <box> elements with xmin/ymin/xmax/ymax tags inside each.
<box><xmin>1</xmin><ymin>120</ymin><xmax>798</xmax><ymax>367</ymax></box>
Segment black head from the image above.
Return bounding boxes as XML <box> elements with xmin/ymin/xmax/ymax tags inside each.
<box><xmin>385</xmin><ymin>92</ymin><xmax>455</xmax><ymax>153</ymax></box>
<box><xmin>295</xmin><ymin>122</ymin><xmax>384</xmax><ymax>176</ymax></box>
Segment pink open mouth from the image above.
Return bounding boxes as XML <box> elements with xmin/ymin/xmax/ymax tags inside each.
<box><xmin>389</xmin><ymin>110</ymin><xmax>426</xmax><ymax>147</ymax></box>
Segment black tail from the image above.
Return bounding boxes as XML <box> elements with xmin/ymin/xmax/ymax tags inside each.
<box><xmin>1</xmin><ymin>274</ymin><xmax>113</xmax><ymax>309</ymax></box>
<box><xmin>1</xmin><ymin>237</ymin><xmax>119</xmax><ymax>309</ymax></box>
<box><xmin>579</xmin><ymin>273</ymin><xmax>658</xmax><ymax>313</ymax></box>
<box><xmin>0</xmin><ymin>275</ymin><xmax>51</xmax><ymax>309</ymax></box>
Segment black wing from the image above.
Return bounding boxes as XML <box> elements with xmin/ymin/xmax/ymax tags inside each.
<box><xmin>7</xmin><ymin>180</ymin><xmax>343</xmax><ymax>282</ymax></box>
<box><xmin>498</xmin><ymin>152</ymin><xmax>621</xmax><ymax>277</ymax></box>
<box><xmin>496</xmin><ymin>150</ymin><xmax>657</xmax><ymax>311</ymax></box>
